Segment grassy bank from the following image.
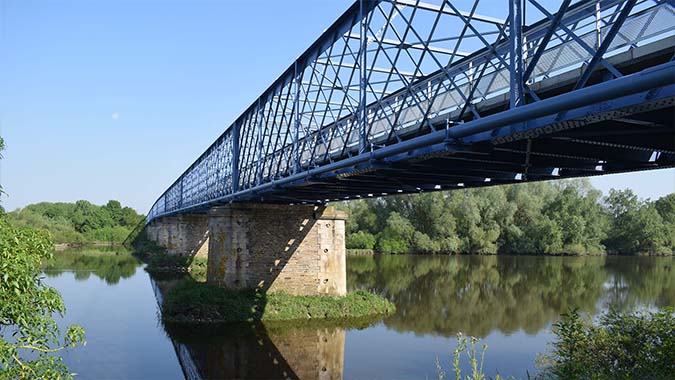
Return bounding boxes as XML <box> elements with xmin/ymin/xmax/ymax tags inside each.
<box><xmin>162</xmin><ymin>280</ymin><xmax>395</xmax><ymax>324</ymax></box>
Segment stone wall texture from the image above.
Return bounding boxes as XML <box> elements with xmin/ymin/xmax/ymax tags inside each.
<box><xmin>145</xmin><ymin>214</ymin><xmax>209</xmax><ymax>259</ymax></box>
<box><xmin>207</xmin><ymin>204</ymin><xmax>347</xmax><ymax>296</ymax></box>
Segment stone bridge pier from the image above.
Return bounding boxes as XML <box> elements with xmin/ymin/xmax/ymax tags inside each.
<box><xmin>144</xmin><ymin>213</ymin><xmax>210</xmax><ymax>259</ymax></box>
<box><xmin>145</xmin><ymin>204</ymin><xmax>347</xmax><ymax>296</ymax></box>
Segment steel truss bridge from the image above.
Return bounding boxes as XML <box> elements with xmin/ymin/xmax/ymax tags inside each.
<box><xmin>147</xmin><ymin>0</ymin><xmax>675</xmax><ymax>222</ymax></box>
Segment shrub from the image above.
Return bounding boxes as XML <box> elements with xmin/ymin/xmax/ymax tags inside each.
<box><xmin>537</xmin><ymin>308</ymin><xmax>675</xmax><ymax>380</ymax></box>
<box><xmin>347</xmin><ymin>231</ymin><xmax>376</xmax><ymax>250</ymax></box>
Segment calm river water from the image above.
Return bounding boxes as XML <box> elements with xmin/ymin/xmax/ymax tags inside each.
<box><xmin>43</xmin><ymin>248</ymin><xmax>675</xmax><ymax>379</ymax></box>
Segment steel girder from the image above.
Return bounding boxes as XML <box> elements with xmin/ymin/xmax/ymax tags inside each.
<box><xmin>147</xmin><ymin>0</ymin><xmax>675</xmax><ymax>222</ymax></box>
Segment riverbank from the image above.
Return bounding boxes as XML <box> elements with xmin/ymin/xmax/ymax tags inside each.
<box><xmin>346</xmin><ymin>249</ymin><xmax>675</xmax><ymax>256</ymax></box>
<box><xmin>54</xmin><ymin>241</ymin><xmax>124</xmax><ymax>251</ymax></box>
<box><xmin>161</xmin><ymin>280</ymin><xmax>395</xmax><ymax>324</ymax></box>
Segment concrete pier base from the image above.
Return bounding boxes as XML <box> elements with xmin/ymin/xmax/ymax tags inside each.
<box><xmin>206</xmin><ymin>204</ymin><xmax>347</xmax><ymax>296</ymax></box>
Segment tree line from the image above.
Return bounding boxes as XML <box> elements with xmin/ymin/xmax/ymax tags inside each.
<box><xmin>338</xmin><ymin>179</ymin><xmax>675</xmax><ymax>255</ymax></box>
<box><xmin>6</xmin><ymin>200</ymin><xmax>145</xmax><ymax>244</ymax></box>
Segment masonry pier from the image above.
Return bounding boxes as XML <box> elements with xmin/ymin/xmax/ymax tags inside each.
<box><xmin>145</xmin><ymin>214</ymin><xmax>209</xmax><ymax>259</ymax></box>
<box><xmin>146</xmin><ymin>204</ymin><xmax>347</xmax><ymax>296</ymax></box>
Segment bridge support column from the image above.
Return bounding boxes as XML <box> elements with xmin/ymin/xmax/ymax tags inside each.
<box><xmin>207</xmin><ymin>204</ymin><xmax>347</xmax><ymax>296</ymax></box>
<box><xmin>145</xmin><ymin>214</ymin><xmax>209</xmax><ymax>258</ymax></box>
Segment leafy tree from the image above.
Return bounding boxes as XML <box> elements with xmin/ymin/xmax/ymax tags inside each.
<box><xmin>346</xmin><ymin>231</ymin><xmax>376</xmax><ymax>250</ymax></box>
<box><xmin>0</xmin><ymin>219</ymin><xmax>86</xmax><ymax>379</ymax></box>
<box><xmin>376</xmin><ymin>212</ymin><xmax>415</xmax><ymax>253</ymax></box>
<box><xmin>7</xmin><ymin>201</ymin><xmax>144</xmax><ymax>244</ymax></box>
<box><xmin>654</xmin><ymin>193</ymin><xmax>675</xmax><ymax>224</ymax></box>
<box><xmin>543</xmin><ymin>183</ymin><xmax>608</xmax><ymax>254</ymax></box>
<box><xmin>0</xmin><ymin>137</ymin><xmax>85</xmax><ymax>379</ymax></box>
<box><xmin>340</xmin><ymin>181</ymin><xmax>670</xmax><ymax>256</ymax></box>
<box><xmin>604</xmin><ymin>189</ymin><xmax>672</xmax><ymax>254</ymax></box>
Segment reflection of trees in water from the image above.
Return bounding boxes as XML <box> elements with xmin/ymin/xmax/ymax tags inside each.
<box><xmin>348</xmin><ymin>255</ymin><xmax>674</xmax><ymax>338</ymax></box>
<box><xmin>603</xmin><ymin>256</ymin><xmax>675</xmax><ymax>310</ymax></box>
<box><xmin>42</xmin><ymin>248</ymin><xmax>141</xmax><ymax>285</ymax></box>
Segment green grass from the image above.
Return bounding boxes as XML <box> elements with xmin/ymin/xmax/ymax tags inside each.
<box><xmin>162</xmin><ymin>280</ymin><xmax>395</xmax><ymax>324</ymax></box>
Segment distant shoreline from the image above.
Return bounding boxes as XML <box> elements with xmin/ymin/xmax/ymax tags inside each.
<box><xmin>54</xmin><ymin>242</ymin><xmax>124</xmax><ymax>251</ymax></box>
<box><xmin>346</xmin><ymin>249</ymin><xmax>675</xmax><ymax>257</ymax></box>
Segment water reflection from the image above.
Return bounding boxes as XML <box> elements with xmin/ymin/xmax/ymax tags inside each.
<box><xmin>37</xmin><ymin>247</ymin><xmax>675</xmax><ymax>379</ymax></box>
<box><xmin>43</xmin><ymin>246</ymin><xmax>141</xmax><ymax>284</ymax></box>
<box><xmin>151</xmin><ymin>276</ymin><xmax>350</xmax><ymax>380</ymax></box>
<box><xmin>348</xmin><ymin>255</ymin><xmax>675</xmax><ymax>338</ymax></box>
<box><xmin>148</xmin><ymin>254</ymin><xmax>674</xmax><ymax>379</ymax></box>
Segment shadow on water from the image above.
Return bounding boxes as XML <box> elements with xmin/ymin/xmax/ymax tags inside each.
<box><xmin>347</xmin><ymin>254</ymin><xmax>675</xmax><ymax>338</ymax></box>
<box><xmin>42</xmin><ymin>246</ymin><xmax>142</xmax><ymax>285</ymax></box>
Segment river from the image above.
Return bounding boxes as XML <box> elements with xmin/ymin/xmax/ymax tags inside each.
<box><xmin>43</xmin><ymin>248</ymin><xmax>675</xmax><ymax>379</ymax></box>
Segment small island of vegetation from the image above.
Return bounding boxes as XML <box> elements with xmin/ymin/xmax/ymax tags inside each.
<box><xmin>161</xmin><ymin>280</ymin><xmax>395</xmax><ymax>324</ymax></box>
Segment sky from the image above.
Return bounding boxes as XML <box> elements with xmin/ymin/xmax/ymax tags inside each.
<box><xmin>1</xmin><ymin>0</ymin><xmax>673</xmax><ymax>214</ymax></box>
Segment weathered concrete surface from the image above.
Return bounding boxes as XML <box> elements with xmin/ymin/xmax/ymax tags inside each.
<box><xmin>207</xmin><ymin>204</ymin><xmax>347</xmax><ymax>296</ymax></box>
<box><xmin>145</xmin><ymin>214</ymin><xmax>209</xmax><ymax>259</ymax></box>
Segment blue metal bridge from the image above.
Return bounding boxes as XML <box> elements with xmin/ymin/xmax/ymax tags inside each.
<box><xmin>147</xmin><ymin>0</ymin><xmax>675</xmax><ymax>222</ymax></box>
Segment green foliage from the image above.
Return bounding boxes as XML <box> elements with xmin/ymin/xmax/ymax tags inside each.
<box><xmin>604</xmin><ymin>189</ymin><xmax>674</xmax><ymax>255</ymax></box>
<box><xmin>129</xmin><ymin>229</ymin><xmax>166</xmax><ymax>257</ymax></box>
<box><xmin>162</xmin><ymin>280</ymin><xmax>395</xmax><ymax>323</ymax></box>
<box><xmin>7</xmin><ymin>201</ymin><xmax>145</xmax><ymax>244</ymax></box>
<box><xmin>0</xmin><ymin>218</ymin><xmax>86</xmax><ymax>379</ymax></box>
<box><xmin>346</xmin><ymin>231</ymin><xmax>376</xmax><ymax>250</ymax></box>
<box><xmin>537</xmin><ymin>308</ymin><xmax>675</xmax><ymax>380</ymax></box>
<box><xmin>340</xmin><ymin>180</ymin><xmax>674</xmax><ymax>255</ymax></box>
<box><xmin>436</xmin><ymin>334</ymin><xmax>501</xmax><ymax>380</ymax></box>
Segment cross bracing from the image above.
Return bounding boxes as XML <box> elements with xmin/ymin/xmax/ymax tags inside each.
<box><xmin>147</xmin><ymin>0</ymin><xmax>675</xmax><ymax>222</ymax></box>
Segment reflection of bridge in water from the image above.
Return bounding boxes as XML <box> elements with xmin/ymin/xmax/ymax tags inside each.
<box><xmin>150</xmin><ymin>277</ymin><xmax>347</xmax><ymax>380</ymax></box>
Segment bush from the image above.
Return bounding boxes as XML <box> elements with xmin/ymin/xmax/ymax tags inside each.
<box><xmin>0</xmin><ymin>218</ymin><xmax>86</xmax><ymax>379</ymax></box>
<box><xmin>537</xmin><ymin>308</ymin><xmax>675</xmax><ymax>380</ymax></box>
<box><xmin>347</xmin><ymin>231</ymin><xmax>376</xmax><ymax>250</ymax></box>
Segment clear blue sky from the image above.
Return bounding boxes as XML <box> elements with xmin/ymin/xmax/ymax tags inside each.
<box><xmin>1</xmin><ymin>0</ymin><xmax>673</xmax><ymax>214</ymax></box>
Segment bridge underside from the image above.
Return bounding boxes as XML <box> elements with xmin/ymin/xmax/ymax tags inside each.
<box><xmin>259</xmin><ymin>95</ymin><xmax>675</xmax><ymax>204</ymax></box>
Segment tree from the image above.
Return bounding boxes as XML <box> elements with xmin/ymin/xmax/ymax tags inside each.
<box><xmin>347</xmin><ymin>231</ymin><xmax>376</xmax><ymax>250</ymax></box>
<box><xmin>376</xmin><ymin>212</ymin><xmax>415</xmax><ymax>253</ymax></box>
<box><xmin>604</xmin><ymin>189</ymin><xmax>671</xmax><ymax>254</ymax></box>
<box><xmin>654</xmin><ymin>194</ymin><xmax>675</xmax><ymax>224</ymax></box>
<box><xmin>0</xmin><ymin>137</ymin><xmax>86</xmax><ymax>379</ymax></box>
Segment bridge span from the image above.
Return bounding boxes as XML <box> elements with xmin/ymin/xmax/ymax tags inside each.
<box><xmin>144</xmin><ymin>0</ymin><xmax>675</xmax><ymax>296</ymax></box>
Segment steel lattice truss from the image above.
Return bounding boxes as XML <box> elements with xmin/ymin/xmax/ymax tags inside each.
<box><xmin>148</xmin><ymin>0</ymin><xmax>675</xmax><ymax>221</ymax></box>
